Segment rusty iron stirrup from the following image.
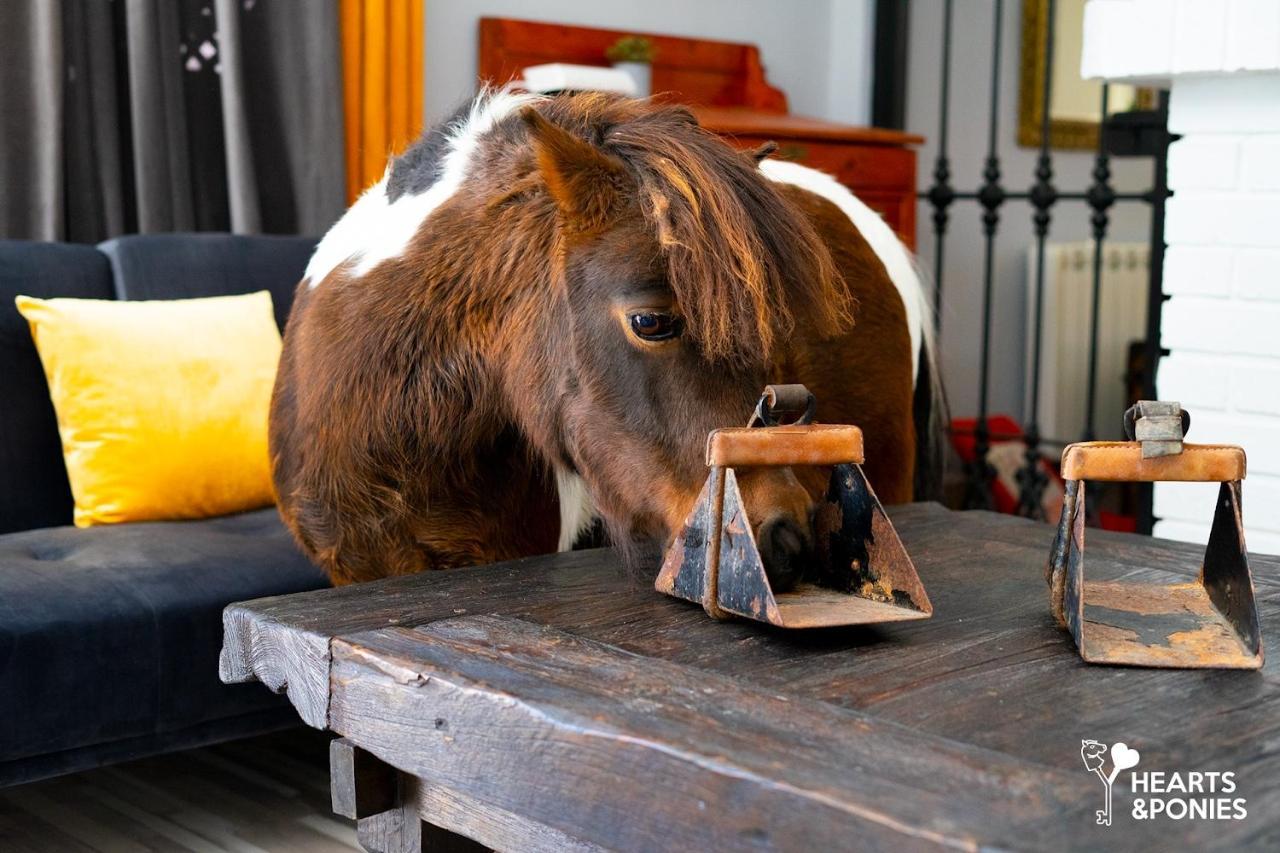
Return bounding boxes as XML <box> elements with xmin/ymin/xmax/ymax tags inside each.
<box><xmin>655</xmin><ymin>385</ymin><xmax>932</xmax><ymax>629</ymax></box>
<box><xmin>1047</xmin><ymin>401</ymin><xmax>1262</xmax><ymax>669</ymax></box>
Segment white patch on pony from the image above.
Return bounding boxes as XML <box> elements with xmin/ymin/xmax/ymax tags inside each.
<box><xmin>305</xmin><ymin>89</ymin><xmax>547</xmax><ymax>288</ymax></box>
<box><xmin>303</xmin><ymin>176</ymin><xmax>390</xmax><ymax>287</ymax></box>
<box><xmin>759</xmin><ymin>158</ymin><xmax>929</xmax><ymax>385</ymax></box>
<box><xmin>555</xmin><ymin>468</ymin><xmax>595</xmax><ymax>552</ymax></box>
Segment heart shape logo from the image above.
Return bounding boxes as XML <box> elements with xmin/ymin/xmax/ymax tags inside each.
<box><xmin>1111</xmin><ymin>742</ymin><xmax>1141</xmax><ymax>772</ymax></box>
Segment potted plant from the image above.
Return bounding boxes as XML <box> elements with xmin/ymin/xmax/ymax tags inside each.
<box><xmin>605</xmin><ymin>35</ymin><xmax>657</xmax><ymax>97</ymax></box>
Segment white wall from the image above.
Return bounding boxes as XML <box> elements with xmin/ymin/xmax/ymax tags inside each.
<box><xmin>423</xmin><ymin>0</ymin><xmax>875</xmax><ymax>127</ymax></box>
<box><xmin>826</xmin><ymin>0</ymin><xmax>875</xmax><ymax>124</ymax></box>
<box><xmin>1083</xmin><ymin>0</ymin><xmax>1280</xmax><ymax>554</ymax></box>
<box><xmin>906</xmin><ymin>0</ymin><xmax>1152</xmax><ymax>431</ymax></box>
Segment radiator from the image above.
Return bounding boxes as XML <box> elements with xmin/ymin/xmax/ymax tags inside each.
<box><xmin>1026</xmin><ymin>242</ymin><xmax>1149</xmax><ymax>443</ymax></box>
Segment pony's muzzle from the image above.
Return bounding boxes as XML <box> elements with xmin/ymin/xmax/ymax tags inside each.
<box><xmin>657</xmin><ymin>390</ymin><xmax>933</xmax><ymax>628</ymax></box>
<box><xmin>734</xmin><ymin>466</ymin><xmax>815</xmax><ymax>593</ymax></box>
<box><xmin>756</xmin><ymin>512</ymin><xmax>813</xmax><ymax>593</ymax></box>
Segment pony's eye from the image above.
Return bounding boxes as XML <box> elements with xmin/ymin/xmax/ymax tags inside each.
<box><xmin>629</xmin><ymin>312</ymin><xmax>682</xmax><ymax>341</ymax></box>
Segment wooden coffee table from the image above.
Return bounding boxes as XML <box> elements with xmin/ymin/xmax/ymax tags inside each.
<box><xmin>220</xmin><ymin>504</ymin><xmax>1279</xmax><ymax>851</ymax></box>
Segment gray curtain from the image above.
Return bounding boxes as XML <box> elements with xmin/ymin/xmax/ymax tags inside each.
<box><xmin>0</xmin><ymin>0</ymin><xmax>346</xmax><ymax>242</ymax></box>
<box><xmin>0</xmin><ymin>3</ymin><xmax>63</xmax><ymax>240</ymax></box>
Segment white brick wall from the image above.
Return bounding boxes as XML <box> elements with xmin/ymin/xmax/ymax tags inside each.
<box><xmin>1084</xmin><ymin>1</ymin><xmax>1280</xmax><ymax>555</ymax></box>
<box><xmin>1154</xmin><ymin>76</ymin><xmax>1280</xmax><ymax>554</ymax></box>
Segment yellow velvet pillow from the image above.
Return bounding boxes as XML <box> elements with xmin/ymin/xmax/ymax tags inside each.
<box><xmin>16</xmin><ymin>291</ymin><xmax>281</xmax><ymax>526</ymax></box>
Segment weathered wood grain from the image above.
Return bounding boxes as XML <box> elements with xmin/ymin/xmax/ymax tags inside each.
<box><xmin>220</xmin><ymin>504</ymin><xmax>1280</xmax><ymax>850</ymax></box>
<box><xmin>415</xmin><ymin>781</ymin><xmax>600</xmax><ymax>853</ymax></box>
<box><xmin>220</xmin><ymin>606</ymin><xmax>332</xmax><ymax>727</ymax></box>
<box><xmin>332</xmin><ymin>744</ymin><xmax>590</xmax><ymax>852</ymax></box>
<box><xmin>220</xmin><ymin>548</ymin><xmax>624</xmax><ymax>728</ymax></box>
<box><xmin>354</xmin><ymin>772</ymin><xmax>537</xmax><ymax>853</ymax></box>
<box><xmin>330</xmin><ymin>738</ymin><xmax>398</xmax><ymax>820</ymax></box>
<box><xmin>220</xmin><ymin>506</ymin><xmax>955</xmax><ymax>724</ymax></box>
<box><xmin>354</xmin><ymin>795</ymin><xmax>420</xmax><ymax>853</ymax></box>
<box><xmin>330</xmin><ymin>615</ymin><xmax>1100</xmax><ymax>851</ymax></box>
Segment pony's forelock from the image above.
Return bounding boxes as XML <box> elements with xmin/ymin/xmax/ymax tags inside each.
<box><xmin>597</xmin><ymin>101</ymin><xmax>854</xmax><ymax>363</ymax></box>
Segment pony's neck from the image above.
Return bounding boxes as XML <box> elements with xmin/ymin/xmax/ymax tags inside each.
<box><xmin>306</xmin><ymin>91</ymin><xmax>577</xmax><ymax>481</ymax></box>
<box><xmin>383</xmin><ymin>133</ymin><xmax>568</xmax><ymax>477</ymax></box>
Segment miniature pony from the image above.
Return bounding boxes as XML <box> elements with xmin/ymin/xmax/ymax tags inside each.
<box><xmin>271</xmin><ymin>92</ymin><xmax>941</xmax><ymax>586</ymax></box>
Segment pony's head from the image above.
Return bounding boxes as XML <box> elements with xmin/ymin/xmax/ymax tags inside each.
<box><xmin>499</xmin><ymin>95</ymin><xmax>853</xmax><ymax>577</ymax></box>
<box><xmin>377</xmin><ymin>93</ymin><xmax>855</xmax><ymax>580</ymax></box>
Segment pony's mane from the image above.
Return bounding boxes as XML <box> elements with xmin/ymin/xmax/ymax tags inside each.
<box><xmin>370</xmin><ymin>90</ymin><xmax>854</xmax><ymax>363</ymax></box>
<box><xmin>534</xmin><ymin>93</ymin><xmax>854</xmax><ymax>363</ymax></box>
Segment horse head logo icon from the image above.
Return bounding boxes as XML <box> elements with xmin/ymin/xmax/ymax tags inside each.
<box><xmin>1081</xmin><ymin>740</ymin><xmax>1141</xmax><ymax>826</ymax></box>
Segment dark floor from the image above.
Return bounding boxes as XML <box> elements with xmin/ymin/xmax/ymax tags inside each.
<box><xmin>0</xmin><ymin>729</ymin><xmax>359</xmax><ymax>852</ymax></box>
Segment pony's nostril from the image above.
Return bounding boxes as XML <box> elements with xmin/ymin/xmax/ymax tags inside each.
<box><xmin>757</xmin><ymin>515</ymin><xmax>810</xmax><ymax>594</ymax></box>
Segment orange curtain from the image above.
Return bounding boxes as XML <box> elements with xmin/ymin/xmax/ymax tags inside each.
<box><xmin>340</xmin><ymin>0</ymin><xmax>424</xmax><ymax>203</ymax></box>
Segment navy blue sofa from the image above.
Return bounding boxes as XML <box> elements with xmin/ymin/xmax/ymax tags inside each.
<box><xmin>0</xmin><ymin>234</ymin><xmax>329</xmax><ymax>787</ymax></box>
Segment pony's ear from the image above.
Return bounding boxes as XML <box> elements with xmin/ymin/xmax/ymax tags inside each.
<box><xmin>749</xmin><ymin>141</ymin><xmax>778</xmax><ymax>165</ymax></box>
<box><xmin>520</xmin><ymin>107</ymin><xmax>628</xmax><ymax>231</ymax></box>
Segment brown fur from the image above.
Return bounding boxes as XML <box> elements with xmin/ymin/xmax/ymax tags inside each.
<box><xmin>271</xmin><ymin>93</ymin><xmax>916</xmax><ymax>585</ymax></box>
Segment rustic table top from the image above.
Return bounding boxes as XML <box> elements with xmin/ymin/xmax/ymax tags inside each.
<box><xmin>221</xmin><ymin>503</ymin><xmax>1280</xmax><ymax>851</ymax></box>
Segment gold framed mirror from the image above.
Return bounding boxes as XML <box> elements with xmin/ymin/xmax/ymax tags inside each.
<box><xmin>1018</xmin><ymin>0</ymin><xmax>1153</xmax><ymax>150</ymax></box>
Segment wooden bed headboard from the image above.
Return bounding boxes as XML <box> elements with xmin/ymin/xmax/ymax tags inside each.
<box><xmin>478</xmin><ymin>17</ymin><xmax>788</xmax><ymax>112</ymax></box>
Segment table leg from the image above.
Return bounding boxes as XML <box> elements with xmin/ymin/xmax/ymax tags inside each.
<box><xmin>331</xmin><ymin>738</ymin><xmax>487</xmax><ymax>853</ymax></box>
<box><xmin>355</xmin><ymin>776</ymin><xmax>487</xmax><ymax>852</ymax></box>
<box><xmin>356</xmin><ymin>804</ymin><xmax>421</xmax><ymax>853</ymax></box>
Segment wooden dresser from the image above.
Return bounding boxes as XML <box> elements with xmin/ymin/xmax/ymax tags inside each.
<box><xmin>478</xmin><ymin>18</ymin><xmax>921</xmax><ymax>249</ymax></box>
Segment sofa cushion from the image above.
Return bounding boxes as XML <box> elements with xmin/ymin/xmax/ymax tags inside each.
<box><xmin>0</xmin><ymin>242</ymin><xmax>115</xmax><ymax>534</ymax></box>
<box><xmin>0</xmin><ymin>508</ymin><xmax>327</xmax><ymax>765</ymax></box>
<box><xmin>99</xmin><ymin>233</ymin><xmax>314</xmax><ymax>329</ymax></box>
<box><xmin>17</xmin><ymin>292</ymin><xmax>282</xmax><ymax>526</ymax></box>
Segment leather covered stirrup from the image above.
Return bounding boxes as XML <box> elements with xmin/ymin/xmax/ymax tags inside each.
<box><xmin>656</xmin><ymin>386</ymin><xmax>931</xmax><ymax>629</ymax></box>
<box><xmin>1047</xmin><ymin>402</ymin><xmax>1262</xmax><ymax>669</ymax></box>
